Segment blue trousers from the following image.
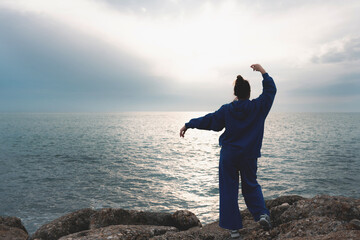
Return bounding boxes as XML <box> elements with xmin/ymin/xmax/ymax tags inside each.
<box><xmin>218</xmin><ymin>148</ymin><xmax>270</xmax><ymax>230</ymax></box>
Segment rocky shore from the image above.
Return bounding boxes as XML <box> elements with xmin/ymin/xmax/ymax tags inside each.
<box><xmin>1</xmin><ymin>195</ymin><xmax>360</xmax><ymax>240</ymax></box>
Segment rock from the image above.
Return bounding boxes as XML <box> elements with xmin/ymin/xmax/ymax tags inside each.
<box><xmin>0</xmin><ymin>216</ymin><xmax>28</xmax><ymax>240</ymax></box>
<box><xmin>270</xmin><ymin>202</ymin><xmax>290</xmax><ymax>227</ymax></box>
<box><xmin>151</xmin><ymin>221</ymin><xmax>228</xmax><ymax>240</ymax></box>
<box><xmin>89</xmin><ymin>208</ymin><xmax>174</xmax><ymax>229</ymax></box>
<box><xmin>278</xmin><ymin>195</ymin><xmax>360</xmax><ymax>225</ymax></box>
<box><xmin>0</xmin><ymin>224</ymin><xmax>28</xmax><ymax>240</ymax></box>
<box><xmin>287</xmin><ymin>230</ymin><xmax>360</xmax><ymax>240</ymax></box>
<box><xmin>31</xmin><ymin>208</ymin><xmax>96</xmax><ymax>240</ymax></box>
<box><xmin>240</xmin><ymin>208</ymin><xmax>253</xmax><ymax>221</ymax></box>
<box><xmin>32</xmin><ymin>208</ymin><xmax>201</xmax><ymax>240</ymax></box>
<box><xmin>349</xmin><ymin>219</ymin><xmax>360</xmax><ymax>230</ymax></box>
<box><xmin>265</xmin><ymin>195</ymin><xmax>305</xmax><ymax>209</ymax></box>
<box><xmin>274</xmin><ymin>216</ymin><xmax>346</xmax><ymax>238</ymax></box>
<box><xmin>171</xmin><ymin>210</ymin><xmax>202</xmax><ymax>230</ymax></box>
<box><xmin>26</xmin><ymin>194</ymin><xmax>360</xmax><ymax>240</ymax></box>
<box><xmin>58</xmin><ymin>225</ymin><xmax>178</xmax><ymax>240</ymax></box>
<box><xmin>89</xmin><ymin>208</ymin><xmax>201</xmax><ymax>231</ymax></box>
<box><xmin>0</xmin><ymin>216</ymin><xmax>28</xmax><ymax>234</ymax></box>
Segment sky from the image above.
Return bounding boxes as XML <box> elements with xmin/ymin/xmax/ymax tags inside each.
<box><xmin>0</xmin><ymin>0</ymin><xmax>360</xmax><ymax>112</ymax></box>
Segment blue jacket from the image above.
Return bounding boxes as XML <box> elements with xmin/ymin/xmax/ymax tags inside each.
<box><xmin>185</xmin><ymin>73</ymin><xmax>276</xmax><ymax>158</ymax></box>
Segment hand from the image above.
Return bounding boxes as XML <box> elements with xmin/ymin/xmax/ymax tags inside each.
<box><xmin>250</xmin><ymin>64</ymin><xmax>266</xmax><ymax>74</ymax></box>
<box><xmin>180</xmin><ymin>125</ymin><xmax>188</xmax><ymax>138</ymax></box>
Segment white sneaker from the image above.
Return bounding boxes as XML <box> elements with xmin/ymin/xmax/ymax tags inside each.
<box><xmin>259</xmin><ymin>214</ymin><xmax>272</xmax><ymax>230</ymax></box>
<box><xmin>230</xmin><ymin>230</ymin><xmax>242</xmax><ymax>239</ymax></box>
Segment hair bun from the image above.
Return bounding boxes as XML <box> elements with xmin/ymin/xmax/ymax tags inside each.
<box><xmin>236</xmin><ymin>75</ymin><xmax>243</xmax><ymax>81</ymax></box>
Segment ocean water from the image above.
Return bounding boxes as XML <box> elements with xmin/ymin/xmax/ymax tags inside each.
<box><xmin>0</xmin><ymin>112</ymin><xmax>359</xmax><ymax>234</ymax></box>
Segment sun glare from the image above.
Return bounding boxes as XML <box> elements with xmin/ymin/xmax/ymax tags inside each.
<box><xmin>0</xmin><ymin>0</ymin><xmax>350</xmax><ymax>85</ymax></box>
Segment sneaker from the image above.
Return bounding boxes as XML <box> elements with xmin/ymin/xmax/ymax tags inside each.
<box><xmin>259</xmin><ymin>214</ymin><xmax>272</xmax><ymax>230</ymax></box>
<box><xmin>229</xmin><ymin>230</ymin><xmax>242</xmax><ymax>239</ymax></box>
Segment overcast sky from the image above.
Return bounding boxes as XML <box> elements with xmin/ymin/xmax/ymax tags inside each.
<box><xmin>1</xmin><ymin>0</ymin><xmax>359</xmax><ymax>112</ymax></box>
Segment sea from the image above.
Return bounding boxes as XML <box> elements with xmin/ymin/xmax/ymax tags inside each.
<box><xmin>0</xmin><ymin>112</ymin><xmax>359</xmax><ymax>234</ymax></box>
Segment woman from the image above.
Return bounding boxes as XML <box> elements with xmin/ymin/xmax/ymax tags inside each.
<box><xmin>180</xmin><ymin>64</ymin><xmax>277</xmax><ymax>239</ymax></box>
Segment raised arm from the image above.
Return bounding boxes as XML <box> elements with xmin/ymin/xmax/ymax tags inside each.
<box><xmin>251</xmin><ymin>64</ymin><xmax>277</xmax><ymax>114</ymax></box>
<box><xmin>250</xmin><ymin>64</ymin><xmax>267</xmax><ymax>74</ymax></box>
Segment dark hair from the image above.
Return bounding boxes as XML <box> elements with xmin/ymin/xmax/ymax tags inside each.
<box><xmin>234</xmin><ymin>75</ymin><xmax>250</xmax><ymax>99</ymax></box>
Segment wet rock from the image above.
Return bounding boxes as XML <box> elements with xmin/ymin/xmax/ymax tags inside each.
<box><xmin>58</xmin><ymin>225</ymin><xmax>178</xmax><ymax>240</ymax></box>
<box><xmin>31</xmin><ymin>208</ymin><xmax>96</xmax><ymax>240</ymax></box>
<box><xmin>0</xmin><ymin>224</ymin><xmax>28</xmax><ymax>240</ymax></box>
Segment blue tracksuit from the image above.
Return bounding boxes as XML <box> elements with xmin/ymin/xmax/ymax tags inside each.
<box><xmin>185</xmin><ymin>73</ymin><xmax>276</xmax><ymax>230</ymax></box>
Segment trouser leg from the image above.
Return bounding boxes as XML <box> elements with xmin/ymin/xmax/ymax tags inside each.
<box><xmin>218</xmin><ymin>149</ymin><xmax>242</xmax><ymax>230</ymax></box>
<box><xmin>240</xmin><ymin>158</ymin><xmax>270</xmax><ymax>221</ymax></box>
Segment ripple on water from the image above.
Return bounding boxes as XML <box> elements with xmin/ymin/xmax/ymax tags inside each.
<box><xmin>0</xmin><ymin>112</ymin><xmax>359</xmax><ymax>234</ymax></box>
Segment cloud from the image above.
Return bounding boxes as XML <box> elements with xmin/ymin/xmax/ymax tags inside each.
<box><xmin>312</xmin><ymin>37</ymin><xmax>360</xmax><ymax>63</ymax></box>
<box><xmin>1</xmin><ymin>0</ymin><xmax>360</xmax><ymax>112</ymax></box>
<box><xmin>3</xmin><ymin>0</ymin><xmax>341</xmax><ymax>83</ymax></box>
<box><xmin>0</xmin><ymin>9</ymin><xmax>173</xmax><ymax>111</ymax></box>
<box><xmin>289</xmin><ymin>73</ymin><xmax>360</xmax><ymax>97</ymax></box>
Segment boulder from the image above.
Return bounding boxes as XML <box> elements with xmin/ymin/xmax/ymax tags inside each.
<box><xmin>171</xmin><ymin>210</ymin><xmax>202</xmax><ymax>230</ymax></box>
<box><xmin>0</xmin><ymin>216</ymin><xmax>28</xmax><ymax>240</ymax></box>
<box><xmin>270</xmin><ymin>202</ymin><xmax>290</xmax><ymax>226</ymax></box>
<box><xmin>31</xmin><ymin>208</ymin><xmax>96</xmax><ymax>240</ymax></box>
<box><xmin>89</xmin><ymin>209</ymin><xmax>174</xmax><ymax>229</ymax></box>
<box><xmin>278</xmin><ymin>195</ymin><xmax>360</xmax><ymax>225</ymax></box>
<box><xmin>349</xmin><ymin>219</ymin><xmax>360</xmax><ymax>230</ymax></box>
<box><xmin>273</xmin><ymin>216</ymin><xmax>346</xmax><ymax>238</ymax></box>
<box><xmin>58</xmin><ymin>225</ymin><xmax>178</xmax><ymax>240</ymax></box>
<box><xmin>0</xmin><ymin>224</ymin><xmax>28</xmax><ymax>240</ymax></box>
<box><xmin>89</xmin><ymin>209</ymin><xmax>201</xmax><ymax>230</ymax></box>
<box><xmin>0</xmin><ymin>216</ymin><xmax>28</xmax><ymax>234</ymax></box>
<box><xmin>26</xmin><ymin>194</ymin><xmax>360</xmax><ymax>240</ymax></box>
<box><xmin>151</xmin><ymin>221</ymin><xmax>227</xmax><ymax>240</ymax></box>
<box><xmin>31</xmin><ymin>208</ymin><xmax>201</xmax><ymax>240</ymax></box>
<box><xmin>265</xmin><ymin>195</ymin><xmax>305</xmax><ymax>209</ymax></box>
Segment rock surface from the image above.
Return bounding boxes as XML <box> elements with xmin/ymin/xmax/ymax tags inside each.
<box><xmin>58</xmin><ymin>225</ymin><xmax>178</xmax><ymax>240</ymax></box>
<box><xmin>89</xmin><ymin>209</ymin><xmax>201</xmax><ymax>231</ymax></box>
<box><xmin>0</xmin><ymin>216</ymin><xmax>28</xmax><ymax>240</ymax></box>
<box><xmin>0</xmin><ymin>216</ymin><xmax>28</xmax><ymax>234</ymax></box>
<box><xmin>31</xmin><ymin>208</ymin><xmax>201</xmax><ymax>240</ymax></box>
<box><xmin>31</xmin><ymin>208</ymin><xmax>96</xmax><ymax>240</ymax></box>
<box><xmin>150</xmin><ymin>195</ymin><xmax>360</xmax><ymax>240</ymax></box>
<box><xmin>0</xmin><ymin>224</ymin><xmax>29</xmax><ymax>240</ymax></box>
<box><xmin>2</xmin><ymin>194</ymin><xmax>360</xmax><ymax>239</ymax></box>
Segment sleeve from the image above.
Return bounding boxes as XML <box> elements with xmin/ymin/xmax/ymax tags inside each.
<box><xmin>253</xmin><ymin>73</ymin><xmax>277</xmax><ymax>114</ymax></box>
<box><xmin>185</xmin><ymin>105</ymin><xmax>226</xmax><ymax>131</ymax></box>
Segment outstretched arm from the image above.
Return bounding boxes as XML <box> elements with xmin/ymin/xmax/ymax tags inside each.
<box><xmin>179</xmin><ymin>105</ymin><xmax>226</xmax><ymax>138</ymax></box>
<box><xmin>180</xmin><ymin>125</ymin><xmax>187</xmax><ymax>138</ymax></box>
